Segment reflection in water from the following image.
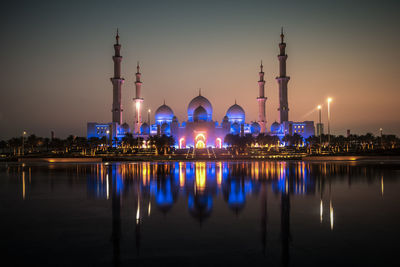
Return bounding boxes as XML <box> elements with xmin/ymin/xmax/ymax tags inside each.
<box><xmin>22</xmin><ymin>170</ymin><xmax>25</xmax><ymax>200</ymax></box>
<box><xmin>6</xmin><ymin>160</ymin><xmax>395</xmax><ymax>266</ymax></box>
<box><xmin>320</xmin><ymin>199</ymin><xmax>323</xmax><ymax>223</ymax></box>
<box><xmin>330</xmin><ymin>200</ymin><xmax>334</xmax><ymax>230</ymax></box>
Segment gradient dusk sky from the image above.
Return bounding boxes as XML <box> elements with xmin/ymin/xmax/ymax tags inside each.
<box><xmin>0</xmin><ymin>0</ymin><xmax>399</xmax><ymax>139</ymax></box>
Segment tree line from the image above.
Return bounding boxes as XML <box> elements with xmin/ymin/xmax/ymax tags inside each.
<box><xmin>0</xmin><ymin>131</ymin><xmax>398</xmax><ymax>156</ymax></box>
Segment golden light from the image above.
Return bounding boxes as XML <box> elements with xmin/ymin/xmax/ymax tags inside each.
<box><xmin>136</xmin><ymin>196</ymin><xmax>140</xmax><ymax>223</ymax></box>
<box><xmin>327</xmin><ymin>97</ymin><xmax>332</xmax><ymax>103</ymax></box>
<box><xmin>148</xmin><ymin>202</ymin><xmax>151</xmax><ymax>216</ymax></box>
<box><xmin>195</xmin><ymin>162</ymin><xmax>206</xmax><ymax>192</ymax></box>
<box><xmin>217</xmin><ymin>162</ymin><xmax>222</xmax><ymax>186</ymax></box>
<box><xmin>195</xmin><ymin>133</ymin><xmax>206</xmax><ymax>141</ymax></box>
<box><xmin>195</xmin><ymin>133</ymin><xmax>206</xmax><ymax>149</ymax></box>
<box><xmin>320</xmin><ymin>199</ymin><xmax>323</xmax><ymax>223</ymax></box>
<box><xmin>22</xmin><ymin>171</ymin><xmax>26</xmax><ymax>200</ymax></box>
<box><xmin>179</xmin><ymin>162</ymin><xmax>185</xmax><ymax>187</ymax></box>
<box><xmin>317</xmin><ymin>105</ymin><xmax>322</xmax><ymax>110</ymax></box>
<box><xmin>330</xmin><ymin>200</ymin><xmax>334</xmax><ymax>230</ymax></box>
<box><xmin>136</xmin><ymin>102</ymin><xmax>140</xmax><ymax>109</ymax></box>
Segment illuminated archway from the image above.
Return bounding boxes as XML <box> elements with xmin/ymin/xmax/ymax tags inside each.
<box><xmin>215</xmin><ymin>138</ymin><xmax>222</xmax><ymax>148</ymax></box>
<box><xmin>196</xmin><ymin>140</ymin><xmax>205</xmax><ymax>149</ymax></box>
<box><xmin>179</xmin><ymin>137</ymin><xmax>186</xmax><ymax>149</ymax></box>
<box><xmin>195</xmin><ymin>133</ymin><xmax>206</xmax><ymax>149</ymax></box>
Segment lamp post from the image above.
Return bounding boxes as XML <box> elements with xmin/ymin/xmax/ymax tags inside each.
<box><xmin>22</xmin><ymin>131</ymin><xmax>27</xmax><ymax>155</ymax></box>
<box><xmin>106</xmin><ymin>130</ymin><xmax>110</xmax><ymax>149</ymax></box>
<box><xmin>317</xmin><ymin>105</ymin><xmax>322</xmax><ymax>148</ymax></box>
<box><xmin>327</xmin><ymin>98</ymin><xmax>332</xmax><ymax>146</ymax></box>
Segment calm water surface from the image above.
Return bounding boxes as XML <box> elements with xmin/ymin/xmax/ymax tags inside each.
<box><xmin>1</xmin><ymin>161</ymin><xmax>400</xmax><ymax>266</ymax></box>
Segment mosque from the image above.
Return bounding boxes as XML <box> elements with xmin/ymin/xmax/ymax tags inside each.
<box><xmin>87</xmin><ymin>29</ymin><xmax>315</xmax><ymax>147</ymax></box>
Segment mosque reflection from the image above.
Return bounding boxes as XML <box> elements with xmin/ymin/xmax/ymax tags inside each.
<box><xmin>81</xmin><ymin>161</ymin><xmax>392</xmax><ymax>266</ymax></box>
<box><xmin>87</xmin><ymin>161</ymin><xmax>317</xmax><ymax>217</ymax></box>
<box><xmin>6</xmin><ymin>160</ymin><xmax>393</xmax><ymax>266</ymax></box>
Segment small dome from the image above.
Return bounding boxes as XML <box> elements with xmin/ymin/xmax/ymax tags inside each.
<box><xmin>140</xmin><ymin>122</ymin><xmax>149</xmax><ymax>134</ymax></box>
<box><xmin>188</xmin><ymin>95</ymin><xmax>212</xmax><ymax>121</ymax></box>
<box><xmin>271</xmin><ymin>121</ymin><xmax>281</xmax><ymax>133</ymax></box>
<box><xmin>155</xmin><ymin>104</ymin><xmax>174</xmax><ymax>123</ymax></box>
<box><xmin>226</xmin><ymin>104</ymin><xmax>245</xmax><ymax>123</ymax></box>
<box><xmin>250</xmin><ymin>122</ymin><xmax>261</xmax><ymax>134</ymax></box>
<box><xmin>193</xmin><ymin>106</ymin><xmax>208</xmax><ymax>122</ymax></box>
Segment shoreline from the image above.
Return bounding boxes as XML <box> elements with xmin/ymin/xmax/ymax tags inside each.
<box><xmin>3</xmin><ymin>154</ymin><xmax>400</xmax><ymax>163</ymax></box>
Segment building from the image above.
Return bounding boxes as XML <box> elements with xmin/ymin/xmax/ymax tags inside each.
<box><xmin>87</xmin><ymin>29</ymin><xmax>315</xmax><ymax>146</ymax></box>
<box><xmin>148</xmin><ymin>92</ymin><xmax>254</xmax><ymax>148</ymax></box>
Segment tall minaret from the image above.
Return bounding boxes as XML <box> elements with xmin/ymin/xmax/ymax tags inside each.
<box><xmin>110</xmin><ymin>29</ymin><xmax>125</xmax><ymax>125</ymax></box>
<box><xmin>276</xmin><ymin>28</ymin><xmax>290</xmax><ymax>123</ymax></box>
<box><xmin>133</xmin><ymin>62</ymin><xmax>144</xmax><ymax>134</ymax></box>
<box><xmin>257</xmin><ymin>61</ymin><xmax>267</xmax><ymax>133</ymax></box>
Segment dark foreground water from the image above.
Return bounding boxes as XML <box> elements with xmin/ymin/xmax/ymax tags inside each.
<box><xmin>1</xmin><ymin>161</ymin><xmax>400</xmax><ymax>266</ymax></box>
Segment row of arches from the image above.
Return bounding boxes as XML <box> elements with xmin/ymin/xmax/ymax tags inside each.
<box><xmin>179</xmin><ymin>134</ymin><xmax>222</xmax><ymax>149</ymax></box>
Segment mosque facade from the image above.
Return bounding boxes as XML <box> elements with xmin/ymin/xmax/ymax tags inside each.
<box><xmin>87</xmin><ymin>30</ymin><xmax>315</xmax><ymax>147</ymax></box>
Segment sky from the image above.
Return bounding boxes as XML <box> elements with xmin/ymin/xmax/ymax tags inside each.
<box><xmin>0</xmin><ymin>0</ymin><xmax>399</xmax><ymax>139</ymax></box>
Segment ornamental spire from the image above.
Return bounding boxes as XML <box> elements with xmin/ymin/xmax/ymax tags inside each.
<box><xmin>260</xmin><ymin>60</ymin><xmax>264</xmax><ymax>72</ymax></box>
<box><xmin>116</xmin><ymin>28</ymin><xmax>120</xmax><ymax>44</ymax></box>
<box><xmin>280</xmin><ymin>27</ymin><xmax>284</xmax><ymax>43</ymax></box>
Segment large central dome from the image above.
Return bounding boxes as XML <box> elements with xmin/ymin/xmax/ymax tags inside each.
<box><xmin>187</xmin><ymin>94</ymin><xmax>213</xmax><ymax>122</ymax></box>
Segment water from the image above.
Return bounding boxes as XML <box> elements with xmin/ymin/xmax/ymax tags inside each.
<box><xmin>1</xmin><ymin>161</ymin><xmax>399</xmax><ymax>266</ymax></box>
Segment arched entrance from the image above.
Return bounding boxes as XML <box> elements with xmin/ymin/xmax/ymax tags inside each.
<box><xmin>195</xmin><ymin>133</ymin><xmax>206</xmax><ymax>149</ymax></box>
<box><xmin>179</xmin><ymin>137</ymin><xmax>186</xmax><ymax>149</ymax></box>
<box><xmin>215</xmin><ymin>138</ymin><xmax>222</xmax><ymax>148</ymax></box>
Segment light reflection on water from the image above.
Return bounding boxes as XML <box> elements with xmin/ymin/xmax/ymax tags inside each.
<box><xmin>1</xmin><ymin>161</ymin><xmax>399</xmax><ymax>266</ymax></box>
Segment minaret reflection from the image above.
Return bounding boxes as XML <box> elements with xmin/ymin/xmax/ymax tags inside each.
<box><xmin>260</xmin><ymin>182</ymin><xmax>268</xmax><ymax>256</ymax></box>
<box><xmin>84</xmin><ymin>161</ymin><xmax>320</xmax><ymax>263</ymax></box>
<box><xmin>280</xmin><ymin>172</ymin><xmax>291</xmax><ymax>267</ymax></box>
<box><xmin>109</xmin><ymin>165</ymin><xmax>121</xmax><ymax>267</ymax></box>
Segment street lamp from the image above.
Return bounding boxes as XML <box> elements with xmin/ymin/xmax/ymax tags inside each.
<box><xmin>22</xmin><ymin>131</ymin><xmax>27</xmax><ymax>155</ymax></box>
<box><xmin>106</xmin><ymin>130</ymin><xmax>110</xmax><ymax>148</ymax></box>
<box><xmin>327</xmin><ymin>98</ymin><xmax>332</xmax><ymax>146</ymax></box>
<box><xmin>317</xmin><ymin>105</ymin><xmax>322</xmax><ymax>146</ymax></box>
<box><xmin>148</xmin><ymin>109</ymin><xmax>151</xmax><ymax>125</ymax></box>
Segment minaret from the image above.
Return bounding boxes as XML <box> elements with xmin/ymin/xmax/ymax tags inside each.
<box><xmin>110</xmin><ymin>29</ymin><xmax>125</xmax><ymax>125</ymax></box>
<box><xmin>257</xmin><ymin>61</ymin><xmax>267</xmax><ymax>133</ymax></box>
<box><xmin>276</xmin><ymin>28</ymin><xmax>290</xmax><ymax>123</ymax></box>
<box><xmin>133</xmin><ymin>62</ymin><xmax>144</xmax><ymax>134</ymax></box>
